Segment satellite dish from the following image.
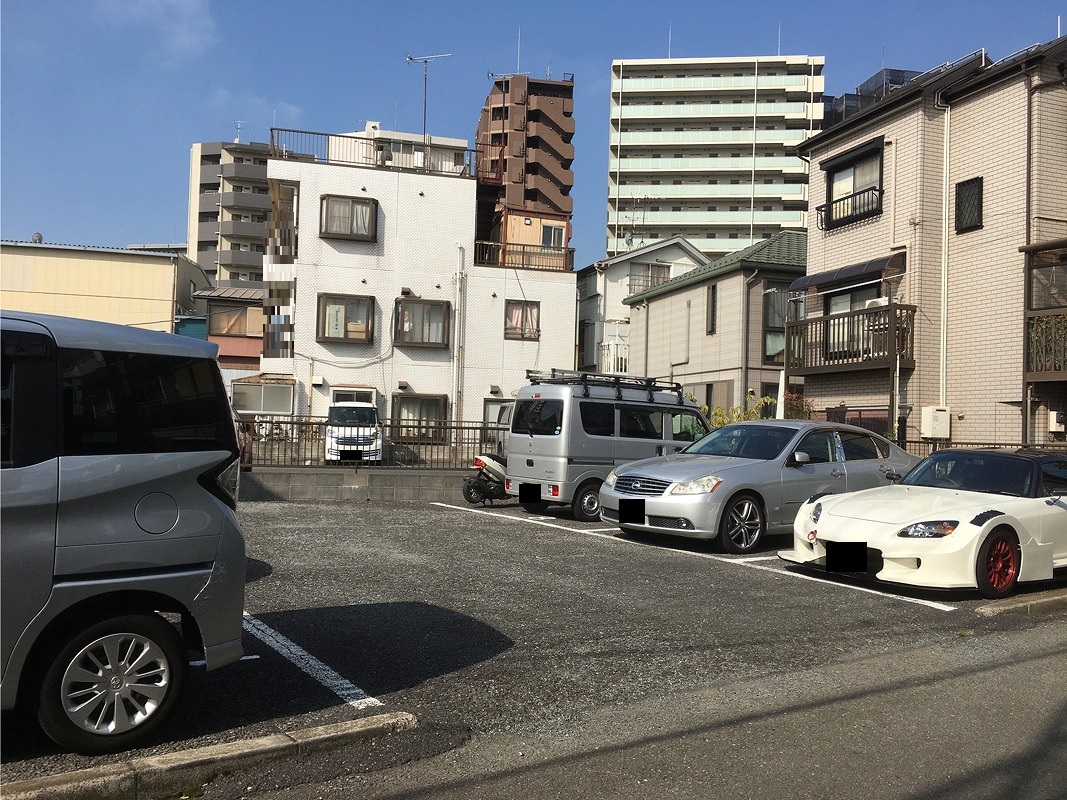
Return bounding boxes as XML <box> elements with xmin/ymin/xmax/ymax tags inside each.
<box><xmin>31</xmin><ymin>232</ymin><xmax>43</xmax><ymax>243</ymax></box>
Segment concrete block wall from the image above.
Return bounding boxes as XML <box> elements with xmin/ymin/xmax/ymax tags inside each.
<box><xmin>239</xmin><ymin>467</ymin><xmax>470</xmax><ymax>504</ymax></box>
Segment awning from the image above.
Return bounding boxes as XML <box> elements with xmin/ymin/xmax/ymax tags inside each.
<box><xmin>789</xmin><ymin>253</ymin><xmax>904</xmax><ymax>292</ymax></box>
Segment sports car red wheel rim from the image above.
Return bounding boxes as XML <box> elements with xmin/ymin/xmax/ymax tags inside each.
<box><xmin>985</xmin><ymin>536</ymin><xmax>1018</xmax><ymax>591</ymax></box>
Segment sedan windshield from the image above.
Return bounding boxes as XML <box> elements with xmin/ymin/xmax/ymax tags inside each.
<box><xmin>683</xmin><ymin>424</ymin><xmax>798</xmax><ymax>460</ymax></box>
<box><xmin>901</xmin><ymin>452</ymin><xmax>1034</xmax><ymax>496</ymax></box>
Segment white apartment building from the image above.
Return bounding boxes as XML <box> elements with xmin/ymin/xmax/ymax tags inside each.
<box><xmin>251</xmin><ymin>123</ymin><xmax>576</xmax><ymax>426</ymax></box>
<box><xmin>607</xmin><ymin>55</ymin><xmax>825</xmax><ymax>260</ymax></box>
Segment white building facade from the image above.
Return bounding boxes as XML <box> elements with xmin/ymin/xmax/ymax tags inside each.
<box><xmin>607</xmin><ymin>55</ymin><xmax>825</xmax><ymax>260</ymax></box>
<box><xmin>254</xmin><ymin>124</ymin><xmax>575</xmax><ymax>425</ymax></box>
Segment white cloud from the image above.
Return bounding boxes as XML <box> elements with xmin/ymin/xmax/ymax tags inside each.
<box><xmin>94</xmin><ymin>0</ymin><xmax>217</xmax><ymax>57</ymax></box>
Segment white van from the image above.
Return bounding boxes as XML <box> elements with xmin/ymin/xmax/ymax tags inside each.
<box><xmin>1</xmin><ymin>311</ymin><xmax>246</xmax><ymax>753</ymax></box>
<box><xmin>324</xmin><ymin>401</ymin><xmax>385</xmax><ymax>463</ymax></box>
<box><xmin>505</xmin><ymin>370</ymin><xmax>710</xmax><ymax>521</ymax></box>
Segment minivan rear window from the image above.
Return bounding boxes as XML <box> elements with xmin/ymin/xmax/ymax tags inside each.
<box><xmin>59</xmin><ymin>348</ymin><xmax>236</xmax><ymax>456</ymax></box>
<box><xmin>512</xmin><ymin>399</ymin><xmax>564</xmax><ymax>436</ymax></box>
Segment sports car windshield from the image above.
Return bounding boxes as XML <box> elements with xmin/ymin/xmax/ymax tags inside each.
<box><xmin>901</xmin><ymin>452</ymin><xmax>1034</xmax><ymax>497</ymax></box>
<box><xmin>682</xmin><ymin>424</ymin><xmax>798</xmax><ymax>460</ymax></box>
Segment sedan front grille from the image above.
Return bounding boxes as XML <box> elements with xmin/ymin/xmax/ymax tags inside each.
<box><xmin>614</xmin><ymin>475</ymin><xmax>671</xmax><ymax>496</ymax></box>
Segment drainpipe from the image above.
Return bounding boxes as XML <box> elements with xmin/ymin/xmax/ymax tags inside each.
<box><xmin>743</xmin><ymin>270</ymin><xmax>762</xmax><ymax>407</ymax></box>
<box><xmin>934</xmin><ymin>89</ymin><xmax>952</xmax><ymax>409</ymax></box>
<box><xmin>453</xmin><ymin>243</ymin><xmax>465</xmax><ymax>423</ymax></box>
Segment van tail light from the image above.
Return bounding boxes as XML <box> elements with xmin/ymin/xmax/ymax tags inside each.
<box><xmin>550</xmin><ymin>485</ymin><xmax>560</xmax><ymax>497</ymax></box>
<box><xmin>200</xmin><ymin>455</ymin><xmax>241</xmax><ymax>510</ymax></box>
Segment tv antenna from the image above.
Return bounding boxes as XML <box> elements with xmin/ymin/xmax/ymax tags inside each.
<box><xmin>406</xmin><ymin>53</ymin><xmax>452</xmax><ymax>146</ymax></box>
<box><xmin>233</xmin><ymin>120</ymin><xmax>249</xmax><ymax>144</ymax></box>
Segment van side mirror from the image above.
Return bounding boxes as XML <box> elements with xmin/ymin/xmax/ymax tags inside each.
<box><xmin>788</xmin><ymin>451</ymin><xmax>811</xmax><ymax>467</ymax></box>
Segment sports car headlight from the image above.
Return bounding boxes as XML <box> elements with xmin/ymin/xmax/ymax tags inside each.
<box><xmin>897</xmin><ymin>520</ymin><xmax>958</xmax><ymax>538</ymax></box>
<box><xmin>604</xmin><ymin>469</ymin><xmax>618</xmax><ymax>488</ymax></box>
<box><xmin>671</xmin><ymin>475</ymin><xmax>723</xmax><ymax>495</ymax></box>
<box><xmin>810</xmin><ymin>503</ymin><xmax>822</xmax><ymax>523</ymax></box>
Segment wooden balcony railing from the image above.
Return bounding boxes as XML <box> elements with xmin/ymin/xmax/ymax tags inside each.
<box><xmin>786</xmin><ymin>304</ymin><xmax>916</xmax><ymax>375</ymax></box>
<box><xmin>474</xmin><ymin>241</ymin><xmax>574</xmax><ymax>271</ymax></box>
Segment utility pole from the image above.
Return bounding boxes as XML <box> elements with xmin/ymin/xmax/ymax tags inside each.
<box><xmin>406</xmin><ymin>53</ymin><xmax>452</xmax><ymax>161</ymax></box>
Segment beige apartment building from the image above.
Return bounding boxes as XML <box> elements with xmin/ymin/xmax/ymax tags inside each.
<box><xmin>624</xmin><ymin>230</ymin><xmax>807</xmax><ymax>414</ymax></box>
<box><xmin>788</xmin><ymin>37</ymin><xmax>1067</xmax><ymax>446</ymax></box>
<box><xmin>0</xmin><ymin>240</ymin><xmax>209</xmax><ymax>332</ymax></box>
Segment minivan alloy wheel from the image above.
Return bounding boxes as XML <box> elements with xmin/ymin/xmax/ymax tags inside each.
<box><xmin>38</xmin><ymin>614</ymin><xmax>186</xmax><ymax>754</ymax></box>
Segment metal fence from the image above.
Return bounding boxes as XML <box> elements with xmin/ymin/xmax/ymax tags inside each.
<box><xmin>241</xmin><ymin>416</ymin><xmax>506</xmax><ymax>469</ymax></box>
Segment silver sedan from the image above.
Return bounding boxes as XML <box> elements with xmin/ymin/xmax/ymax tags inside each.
<box><xmin>598</xmin><ymin>420</ymin><xmax>921</xmax><ymax>553</ymax></box>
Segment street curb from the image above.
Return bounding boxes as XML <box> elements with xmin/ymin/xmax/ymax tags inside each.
<box><xmin>3</xmin><ymin>711</ymin><xmax>419</xmax><ymax>800</ymax></box>
<box><xmin>976</xmin><ymin>587</ymin><xmax>1067</xmax><ymax>617</ymax></box>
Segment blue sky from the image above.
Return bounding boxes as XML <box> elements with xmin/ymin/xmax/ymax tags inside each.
<box><xmin>2</xmin><ymin>0</ymin><xmax>1064</xmax><ymax>267</ymax></box>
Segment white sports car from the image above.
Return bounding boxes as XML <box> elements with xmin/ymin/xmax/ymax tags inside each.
<box><xmin>779</xmin><ymin>448</ymin><xmax>1067</xmax><ymax>598</ymax></box>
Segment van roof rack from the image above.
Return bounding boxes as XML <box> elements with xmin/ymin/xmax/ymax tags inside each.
<box><xmin>525</xmin><ymin>369</ymin><xmax>685</xmax><ymax>404</ymax></box>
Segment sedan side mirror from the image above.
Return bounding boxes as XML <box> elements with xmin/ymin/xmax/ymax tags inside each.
<box><xmin>788</xmin><ymin>451</ymin><xmax>811</xmax><ymax>467</ymax></box>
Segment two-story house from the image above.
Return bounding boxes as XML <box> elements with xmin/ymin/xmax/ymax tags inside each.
<box><xmin>624</xmin><ymin>229</ymin><xmax>807</xmax><ymax>414</ymax></box>
<box><xmin>788</xmin><ymin>37</ymin><xmax>1067</xmax><ymax>446</ymax></box>
<box><xmin>576</xmin><ymin>236</ymin><xmax>708</xmax><ymax>374</ymax></box>
<box><xmin>248</xmin><ymin>123</ymin><xmax>576</xmax><ymax>427</ymax></box>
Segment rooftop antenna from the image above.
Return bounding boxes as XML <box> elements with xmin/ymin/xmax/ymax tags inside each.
<box><xmin>668</xmin><ymin>22</ymin><xmax>672</xmax><ymax>58</ymax></box>
<box><xmin>233</xmin><ymin>120</ymin><xmax>248</xmax><ymax>144</ymax></box>
<box><xmin>777</xmin><ymin>20</ymin><xmax>781</xmax><ymax>56</ymax></box>
<box><xmin>517</xmin><ymin>26</ymin><xmax>521</xmax><ymax>72</ymax></box>
<box><xmin>406</xmin><ymin>53</ymin><xmax>452</xmax><ymax>149</ymax></box>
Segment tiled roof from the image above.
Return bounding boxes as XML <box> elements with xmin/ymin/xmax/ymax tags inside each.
<box><xmin>193</xmin><ymin>286</ymin><xmax>264</xmax><ymax>301</ymax></box>
<box><xmin>623</xmin><ymin>229</ymin><xmax>807</xmax><ymax>304</ymax></box>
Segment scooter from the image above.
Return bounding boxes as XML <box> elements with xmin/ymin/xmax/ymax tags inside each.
<box><xmin>462</xmin><ymin>452</ymin><xmax>508</xmax><ymax>505</ymax></box>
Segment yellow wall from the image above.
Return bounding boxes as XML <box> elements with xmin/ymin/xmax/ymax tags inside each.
<box><xmin>1</xmin><ymin>246</ymin><xmax>177</xmax><ymax>331</ymax></box>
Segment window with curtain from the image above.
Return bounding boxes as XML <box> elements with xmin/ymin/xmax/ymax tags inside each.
<box><xmin>317</xmin><ymin>294</ymin><xmax>374</xmax><ymax>343</ymax></box>
<box><xmin>504</xmin><ymin>300</ymin><xmax>540</xmax><ymax>340</ymax></box>
<box><xmin>208</xmin><ymin>304</ymin><xmax>248</xmax><ymax>336</ymax></box>
<box><xmin>395</xmin><ymin>299</ymin><xmax>450</xmax><ymax>347</ymax></box>
<box><xmin>763</xmin><ymin>281</ymin><xmax>789</xmax><ymax>365</ymax></box>
<box><xmin>320</xmin><ymin>195</ymin><xmax>378</xmax><ymax>241</ymax></box>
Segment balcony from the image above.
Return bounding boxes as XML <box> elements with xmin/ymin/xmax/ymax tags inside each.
<box><xmin>597</xmin><ymin>341</ymin><xmax>629</xmax><ymax>375</ymax></box>
<box><xmin>1026</xmin><ymin>311</ymin><xmax>1067</xmax><ymax>381</ymax></box>
<box><xmin>474</xmin><ymin>241</ymin><xmax>574</xmax><ymax>271</ymax></box>
<box><xmin>786</xmin><ymin>305</ymin><xmax>916</xmax><ymax>375</ymax></box>
<box><xmin>815</xmin><ymin>187</ymin><xmax>883</xmax><ymax>230</ymax></box>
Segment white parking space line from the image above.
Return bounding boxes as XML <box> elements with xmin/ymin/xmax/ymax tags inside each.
<box><xmin>242</xmin><ymin>613</ymin><xmax>383</xmax><ymax>709</ymax></box>
<box><xmin>434</xmin><ymin>503</ymin><xmax>958</xmax><ymax>612</ymax></box>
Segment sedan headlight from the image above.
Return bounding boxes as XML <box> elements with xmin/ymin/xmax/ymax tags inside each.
<box><xmin>671</xmin><ymin>475</ymin><xmax>723</xmax><ymax>495</ymax></box>
<box><xmin>897</xmin><ymin>520</ymin><xmax>958</xmax><ymax>538</ymax></box>
<box><xmin>604</xmin><ymin>469</ymin><xmax>617</xmax><ymax>488</ymax></box>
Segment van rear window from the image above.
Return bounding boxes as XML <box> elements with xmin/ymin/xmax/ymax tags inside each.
<box><xmin>513</xmin><ymin>399</ymin><xmax>564</xmax><ymax>435</ymax></box>
<box><xmin>59</xmin><ymin>348</ymin><xmax>236</xmax><ymax>456</ymax></box>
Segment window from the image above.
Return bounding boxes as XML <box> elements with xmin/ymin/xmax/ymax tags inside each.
<box><xmin>395</xmin><ymin>299</ymin><xmax>450</xmax><ymax>347</ymax></box>
<box><xmin>619</xmin><ymin>406</ymin><xmax>663</xmax><ymax>439</ymax></box>
<box><xmin>209</xmin><ymin>304</ymin><xmax>252</xmax><ymax>336</ymax></box>
<box><xmin>707</xmin><ymin>284</ymin><xmax>717</xmax><ymax>335</ymax></box>
<box><xmin>763</xmin><ymin>281</ymin><xmax>789</xmax><ymax>365</ymax></box>
<box><xmin>955</xmin><ymin>177</ymin><xmax>983</xmax><ymax>233</ymax></box>
<box><xmin>391</xmin><ymin>394</ymin><xmax>448</xmax><ymax>442</ymax></box>
<box><xmin>629</xmin><ymin>264</ymin><xmax>670</xmax><ymax>295</ymax></box>
<box><xmin>541</xmin><ymin>225</ymin><xmax>565</xmax><ymax>248</ymax></box>
<box><xmin>504</xmin><ymin>300</ymin><xmax>540</xmax><ymax>341</ymax></box>
<box><xmin>232</xmin><ymin>381</ymin><xmax>294</xmax><ymax>415</ymax></box>
<box><xmin>513</xmin><ymin>398</ymin><xmax>563</xmax><ymax>435</ymax></box>
<box><xmin>320</xmin><ymin>195</ymin><xmax>378</xmax><ymax>242</ymax></box>
<box><xmin>839</xmin><ymin>430</ymin><xmax>882</xmax><ymax>460</ymax></box>
<box><xmin>579</xmin><ymin>401</ymin><xmax>615</xmax><ymax>436</ymax></box>
<box><xmin>670</xmin><ymin>409</ymin><xmax>709</xmax><ymax>442</ymax></box>
<box><xmin>795</xmin><ymin>430</ymin><xmax>837</xmax><ymax>464</ymax></box>
<box><xmin>318</xmin><ymin>294</ymin><xmax>374</xmax><ymax>344</ymax></box>
<box><xmin>819</xmin><ymin>138</ymin><xmax>884</xmax><ymax>229</ymax></box>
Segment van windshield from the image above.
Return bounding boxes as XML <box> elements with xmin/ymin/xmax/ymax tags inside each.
<box><xmin>328</xmin><ymin>407</ymin><xmax>378</xmax><ymax>425</ymax></box>
<box><xmin>513</xmin><ymin>399</ymin><xmax>564</xmax><ymax>435</ymax></box>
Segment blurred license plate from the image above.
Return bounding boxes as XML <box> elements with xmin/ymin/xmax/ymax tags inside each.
<box><xmin>619</xmin><ymin>498</ymin><xmax>645</xmax><ymax>524</ymax></box>
<box><xmin>825</xmin><ymin>541</ymin><xmax>868</xmax><ymax>572</ymax></box>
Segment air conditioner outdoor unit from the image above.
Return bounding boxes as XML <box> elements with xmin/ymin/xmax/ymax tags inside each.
<box><xmin>865</xmin><ymin>297</ymin><xmax>889</xmax><ymax>309</ymax></box>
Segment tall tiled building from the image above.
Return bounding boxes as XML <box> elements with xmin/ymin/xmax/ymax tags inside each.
<box><xmin>475</xmin><ymin>74</ymin><xmax>576</xmax><ymax>269</ymax></box>
<box><xmin>186</xmin><ymin>141</ymin><xmax>271</xmax><ymax>282</ymax></box>
<box><xmin>607</xmin><ymin>55</ymin><xmax>825</xmax><ymax>259</ymax></box>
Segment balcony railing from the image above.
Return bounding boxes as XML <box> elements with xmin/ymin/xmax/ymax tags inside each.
<box><xmin>815</xmin><ymin>187</ymin><xmax>883</xmax><ymax>230</ymax></box>
<box><xmin>597</xmin><ymin>341</ymin><xmax>629</xmax><ymax>375</ymax></box>
<box><xmin>786</xmin><ymin>304</ymin><xmax>915</xmax><ymax>375</ymax></box>
<box><xmin>1026</xmin><ymin>311</ymin><xmax>1067</xmax><ymax>379</ymax></box>
<box><xmin>474</xmin><ymin>241</ymin><xmax>574</xmax><ymax>271</ymax></box>
<box><xmin>270</xmin><ymin>128</ymin><xmax>476</xmax><ymax>177</ymax></box>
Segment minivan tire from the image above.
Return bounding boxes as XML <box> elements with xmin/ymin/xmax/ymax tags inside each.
<box><xmin>37</xmin><ymin>614</ymin><xmax>187</xmax><ymax>755</ymax></box>
<box><xmin>572</xmin><ymin>481</ymin><xmax>603</xmax><ymax>522</ymax></box>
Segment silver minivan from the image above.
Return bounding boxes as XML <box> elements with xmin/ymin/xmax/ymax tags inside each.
<box><xmin>1</xmin><ymin>311</ymin><xmax>246</xmax><ymax>753</ymax></box>
<box><xmin>505</xmin><ymin>370</ymin><xmax>710</xmax><ymax>521</ymax></box>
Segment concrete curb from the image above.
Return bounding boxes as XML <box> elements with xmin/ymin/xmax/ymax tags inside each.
<box><xmin>3</xmin><ymin>711</ymin><xmax>419</xmax><ymax>800</ymax></box>
<box><xmin>976</xmin><ymin>587</ymin><xmax>1067</xmax><ymax>617</ymax></box>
